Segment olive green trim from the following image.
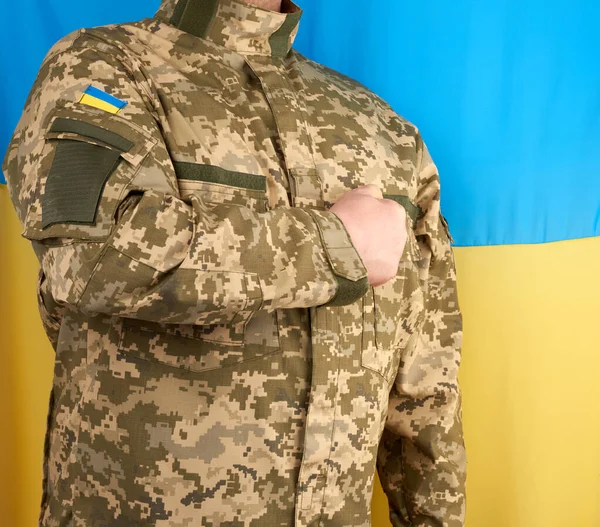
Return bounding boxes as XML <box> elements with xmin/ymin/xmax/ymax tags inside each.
<box><xmin>170</xmin><ymin>0</ymin><xmax>188</xmax><ymax>26</ymax></box>
<box><xmin>49</xmin><ymin>117</ymin><xmax>134</xmax><ymax>152</ymax></box>
<box><xmin>440</xmin><ymin>212</ymin><xmax>455</xmax><ymax>244</ymax></box>
<box><xmin>321</xmin><ymin>275</ymin><xmax>369</xmax><ymax>307</ymax></box>
<box><xmin>174</xmin><ymin>162</ymin><xmax>267</xmax><ymax>191</ymax></box>
<box><xmin>269</xmin><ymin>11</ymin><xmax>302</xmax><ymax>58</ymax></box>
<box><xmin>171</xmin><ymin>0</ymin><xmax>219</xmax><ymax>39</ymax></box>
<box><xmin>41</xmin><ymin>140</ymin><xmax>122</xmax><ymax>229</ymax></box>
<box><xmin>383</xmin><ymin>194</ymin><xmax>422</xmax><ymax>224</ymax></box>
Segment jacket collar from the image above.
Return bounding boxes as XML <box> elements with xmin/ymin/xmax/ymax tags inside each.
<box><xmin>153</xmin><ymin>0</ymin><xmax>303</xmax><ymax>58</ymax></box>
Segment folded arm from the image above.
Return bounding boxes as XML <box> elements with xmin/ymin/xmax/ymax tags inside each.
<box><xmin>2</xmin><ymin>33</ymin><xmax>369</xmax><ymax>329</ymax></box>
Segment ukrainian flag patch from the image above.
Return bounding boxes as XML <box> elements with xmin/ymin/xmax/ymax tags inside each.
<box><xmin>78</xmin><ymin>85</ymin><xmax>128</xmax><ymax>114</ymax></box>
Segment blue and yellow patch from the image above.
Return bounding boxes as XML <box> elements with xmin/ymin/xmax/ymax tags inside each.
<box><xmin>78</xmin><ymin>85</ymin><xmax>128</xmax><ymax>114</ymax></box>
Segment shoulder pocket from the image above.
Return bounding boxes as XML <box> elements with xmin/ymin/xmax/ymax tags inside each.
<box><xmin>22</xmin><ymin>100</ymin><xmax>156</xmax><ymax>241</ymax></box>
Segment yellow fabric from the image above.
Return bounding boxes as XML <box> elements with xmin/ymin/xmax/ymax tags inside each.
<box><xmin>78</xmin><ymin>93</ymin><xmax>122</xmax><ymax>114</ymax></box>
<box><xmin>1</xmin><ymin>186</ymin><xmax>599</xmax><ymax>526</ymax></box>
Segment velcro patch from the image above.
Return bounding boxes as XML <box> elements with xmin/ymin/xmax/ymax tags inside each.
<box><xmin>41</xmin><ymin>140</ymin><xmax>122</xmax><ymax>229</ymax></box>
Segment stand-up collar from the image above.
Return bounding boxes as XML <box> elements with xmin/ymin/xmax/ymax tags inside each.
<box><xmin>153</xmin><ymin>0</ymin><xmax>303</xmax><ymax>58</ymax></box>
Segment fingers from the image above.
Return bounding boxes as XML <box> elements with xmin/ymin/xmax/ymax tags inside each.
<box><xmin>353</xmin><ymin>184</ymin><xmax>383</xmax><ymax>199</ymax></box>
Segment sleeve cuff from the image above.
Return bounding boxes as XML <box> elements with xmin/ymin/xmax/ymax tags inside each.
<box><xmin>305</xmin><ymin>208</ymin><xmax>370</xmax><ymax>307</ymax></box>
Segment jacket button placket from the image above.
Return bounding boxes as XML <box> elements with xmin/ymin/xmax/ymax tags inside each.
<box><xmin>243</xmin><ymin>53</ymin><xmax>339</xmax><ymax>525</ymax></box>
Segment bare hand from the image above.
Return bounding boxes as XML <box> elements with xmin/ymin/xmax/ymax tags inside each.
<box><xmin>329</xmin><ymin>184</ymin><xmax>407</xmax><ymax>287</ymax></box>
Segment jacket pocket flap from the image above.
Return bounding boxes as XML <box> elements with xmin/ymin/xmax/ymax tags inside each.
<box><xmin>118</xmin><ymin>308</ymin><xmax>281</xmax><ymax>374</ymax></box>
<box><xmin>43</xmin><ymin>100</ymin><xmax>156</xmax><ymax>167</ymax></box>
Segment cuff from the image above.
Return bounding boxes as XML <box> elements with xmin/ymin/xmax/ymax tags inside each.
<box><xmin>305</xmin><ymin>209</ymin><xmax>370</xmax><ymax>307</ymax></box>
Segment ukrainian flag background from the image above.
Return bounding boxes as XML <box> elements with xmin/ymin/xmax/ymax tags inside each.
<box><xmin>1</xmin><ymin>1</ymin><xmax>599</xmax><ymax>525</ymax></box>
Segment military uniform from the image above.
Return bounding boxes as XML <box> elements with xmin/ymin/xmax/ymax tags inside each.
<box><xmin>1</xmin><ymin>0</ymin><xmax>466</xmax><ymax>525</ymax></box>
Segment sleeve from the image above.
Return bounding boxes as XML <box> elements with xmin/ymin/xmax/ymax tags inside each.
<box><xmin>1</xmin><ymin>32</ymin><xmax>369</xmax><ymax>328</ymax></box>
<box><xmin>376</xmin><ymin>133</ymin><xmax>466</xmax><ymax>526</ymax></box>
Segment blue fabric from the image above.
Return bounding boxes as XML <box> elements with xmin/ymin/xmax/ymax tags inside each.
<box><xmin>0</xmin><ymin>0</ymin><xmax>150</xmax><ymax>185</ymax></box>
<box><xmin>1</xmin><ymin>0</ymin><xmax>599</xmax><ymax>247</ymax></box>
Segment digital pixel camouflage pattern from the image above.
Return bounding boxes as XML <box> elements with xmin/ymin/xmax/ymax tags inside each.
<box><xmin>2</xmin><ymin>0</ymin><xmax>466</xmax><ymax>525</ymax></box>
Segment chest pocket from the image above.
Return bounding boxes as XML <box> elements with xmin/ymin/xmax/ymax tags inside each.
<box><xmin>361</xmin><ymin>200</ymin><xmax>425</xmax><ymax>385</ymax></box>
<box><xmin>118</xmin><ymin>164</ymin><xmax>281</xmax><ymax>373</ymax></box>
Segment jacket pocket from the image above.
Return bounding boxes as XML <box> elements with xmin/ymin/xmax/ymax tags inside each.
<box><xmin>22</xmin><ymin>99</ymin><xmax>156</xmax><ymax>241</ymax></box>
<box><xmin>361</xmin><ymin>208</ymin><xmax>425</xmax><ymax>384</ymax></box>
<box><xmin>119</xmin><ymin>163</ymin><xmax>281</xmax><ymax>372</ymax></box>
<box><xmin>175</xmin><ymin>162</ymin><xmax>269</xmax><ymax>212</ymax></box>
<box><xmin>118</xmin><ymin>306</ymin><xmax>281</xmax><ymax>373</ymax></box>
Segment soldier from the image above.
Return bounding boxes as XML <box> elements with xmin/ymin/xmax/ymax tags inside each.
<box><xmin>1</xmin><ymin>0</ymin><xmax>466</xmax><ymax>525</ymax></box>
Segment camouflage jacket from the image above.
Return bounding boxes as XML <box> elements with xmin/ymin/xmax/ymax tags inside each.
<box><xmin>1</xmin><ymin>0</ymin><xmax>466</xmax><ymax>525</ymax></box>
